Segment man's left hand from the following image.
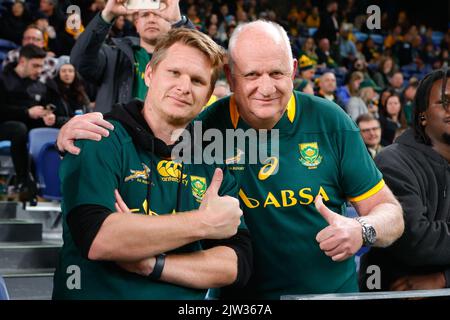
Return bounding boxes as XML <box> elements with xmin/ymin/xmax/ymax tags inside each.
<box><xmin>315</xmin><ymin>195</ymin><xmax>363</xmax><ymax>262</ymax></box>
<box><xmin>390</xmin><ymin>273</ymin><xmax>446</xmax><ymax>291</ymax></box>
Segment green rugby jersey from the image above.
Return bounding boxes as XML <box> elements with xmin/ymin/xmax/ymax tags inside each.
<box><xmin>52</xmin><ymin>119</ymin><xmax>242</xmax><ymax>300</ymax></box>
<box><xmin>198</xmin><ymin>91</ymin><xmax>383</xmax><ymax>299</ymax></box>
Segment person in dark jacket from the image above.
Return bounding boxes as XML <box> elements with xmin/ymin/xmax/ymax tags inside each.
<box><xmin>52</xmin><ymin>28</ymin><xmax>252</xmax><ymax>299</ymax></box>
<box><xmin>0</xmin><ymin>44</ymin><xmax>59</xmax><ymax>198</ymax></box>
<box><xmin>52</xmin><ymin>60</ymin><xmax>91</xmax><ymax>127</ymax></box>
<box><xmin>70</xmin><ymin>0</ymin><xmax>193</xmax><ymax>113</ymax></box>
<box><xmin>359</xmin><ymin>68</ymin><xmax>450</xmax><ymax>291</ymax></box>
<box><xmin>0</xmin><ymin>0</ymin><xmax>32</xmax><ymax>45</ymax></box>
<box><xmin>314</xmin><ymin>0</ymin><xmax>339</xmax><ymax>45</ymax></box>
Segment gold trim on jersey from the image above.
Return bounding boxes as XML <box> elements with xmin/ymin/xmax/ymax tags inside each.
<box><xmin>229</xmin><ymin>94</ymin><xmax>296</xmax><ymax>129</ymax></box>
<box><xmin>348</xmin><ymin>179</ymin><xmax>385</xmax><ymax>202</ymax></box>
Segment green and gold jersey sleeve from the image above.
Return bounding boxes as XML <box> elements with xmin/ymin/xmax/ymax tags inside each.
<box><xmin>337</xmin><ymin>129</ymin><xmax>384</xmax><ymax>202</ymax></box>
<box><xmin>59</xmin><ymin>125</ymin><xmax>122</xmax><ymax>214</ymax></box>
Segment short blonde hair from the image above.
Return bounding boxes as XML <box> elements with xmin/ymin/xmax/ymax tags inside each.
<box><xmin>149</xmin><ymin>28</ymin><xmax>225</xmax><ymax>90</ymax></box>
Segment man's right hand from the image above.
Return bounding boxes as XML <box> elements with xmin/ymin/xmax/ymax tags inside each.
<box><xmin>101</xmin><ymin>0</ymin><xmax>136</xmax><ymax>23</ymax></box>
<box><xmin>198</xmin><ymin>168</ymin><xmax>243</xmax><ymax>239</ymax></box>
<box><xmin>28</xmin><ymin>106</ymin><xmax>46</xmax><ymax>119</ymax></box>
<box><xmin>56</xmin><ymin>112</ymin><xmax>115</xmax><ymax>155</ymax></box>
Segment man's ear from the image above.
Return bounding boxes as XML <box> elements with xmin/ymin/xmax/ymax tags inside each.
<box><xmin>144</xmin><ymin>63</ymin><xmax>153</xmax><ymax>88</ymax></box>
<box><xmin>18</xmin><ymin>56</ymin><xmax>26</xmax><ymax>66</ymax></box>
<box><xmin>291</xmin><ymin>58</ymin><xmax>298</xmax><ymax>80</ymax></box>
<box><xmin>224</xmin><ymin>64</ymin><xmax>234</xmax><ymax>92</ymax></box>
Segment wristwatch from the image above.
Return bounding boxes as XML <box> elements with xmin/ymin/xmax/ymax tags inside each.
<box><xmin>355</xmin><ymin>217</ymin><xmax>377</xmax><ymax>246</ymax></box>
<box><xmin>172</xmin><ymin>15</ymin><xmax>188</xmax><ymax>28</ymax></box>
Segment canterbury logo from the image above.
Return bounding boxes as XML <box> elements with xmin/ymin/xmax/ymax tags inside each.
<box><xmin>258</xmin><ymin>156</ymin><xmax>279</xmax><ymax>180</ymax></box>
<box><xmin>157</xmin><ymin>160</ymin><xmax>187</xmax><ymax>180</ymax></box>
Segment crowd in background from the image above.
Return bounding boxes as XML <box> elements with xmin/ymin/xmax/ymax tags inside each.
<box><xmin>0</xmin><ymin>0</ymin><xmax>449</xmax><ymax>198</ymax></box>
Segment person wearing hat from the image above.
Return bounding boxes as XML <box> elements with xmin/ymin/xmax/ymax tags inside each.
<box><xmin>298</xmin><ymin>54</ymin><xmax>316</xmax><ymax>83</ymax></box>
<box><xmin>346</xmin><ymin>78</ymin><xmax>381</xmax><ymax>121</ymax></box>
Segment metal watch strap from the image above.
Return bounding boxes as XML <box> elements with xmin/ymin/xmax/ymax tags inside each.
<box><xmin>356</xmin><ymin>217</ymin><xmax>369</xmax><ymax>246</ymax></box>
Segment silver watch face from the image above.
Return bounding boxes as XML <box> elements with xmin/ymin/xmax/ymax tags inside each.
<box><xmin>365</xmin><ymin>225</ymin><xmax>377</xmax><ymax>245</ymax></box>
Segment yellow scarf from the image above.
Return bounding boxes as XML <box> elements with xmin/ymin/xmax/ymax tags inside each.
<box><xmin>65</xmin><ymin>24</ymin><xmax>85</xmax><ymax>38</ymax></box>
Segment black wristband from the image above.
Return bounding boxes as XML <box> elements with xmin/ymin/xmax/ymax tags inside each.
<box><xmin>148</xmin><ymin>254</ymin><xmax>166</xmax><ymax>280</ymax></box>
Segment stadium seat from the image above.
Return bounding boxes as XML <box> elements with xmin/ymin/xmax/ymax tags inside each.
<box><xmin>354</xmin><ymin>32</ymin><xmax>368</xmax><ymax>42</ymax></box>
<box><xmin>308</xmin><ymin>27</ymin><xmax>317</xmax><ymax>37</ymax></box>
<box><xmin>35</xmin><ymin>142</ymin><xmax>62</xmax><ymax>200</ymax></box>
<box><xmin>0</xmin><ymin>140</ymin><xmax>11</xmax><ymax>156</ymax></box>
<box><xmin>0</xmin><ymin>38</ymin><xmax>18</xmax><ymax>52</ymax></box>
<box><xmin>28</xmin><ymin>128</ymin><xmax>61</xmax><ymax>200</ymax></box>
<box><xmin>431</xmin><ymin>31</ymin><xmax>444</xmax><ymax>46</ymax></box>
<box><xmin>0</xmin><ymin>275</ymin><xmax>10</xmax><ymax>300</ymax></box>
<box><xmin>0</xmin><ymin>140</ymin><xmax>14</xmax><ymax>193</ymax></box>
<box><xmin>370</xmin><ymin>34</ymin><xmax>384</xmax><ymax>46</ymax></box>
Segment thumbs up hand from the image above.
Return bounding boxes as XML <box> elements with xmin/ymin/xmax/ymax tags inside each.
<box><xmin>198</xmin><ymin>168</ymin><xmax>243</xmax><ymax>239</ymax></box>
<box><xmin>315</xmin><ymin>195</ymin><xmax>363</xmax><ymax>262</ymax></box>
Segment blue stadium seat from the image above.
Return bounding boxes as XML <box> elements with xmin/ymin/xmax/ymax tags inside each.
<box><xmin>0</xmin><ymin>140</ymin><xmax>10</xmax><ymax>155</ymax></box>
<box><xmin>0</xmin><ymin>275</ymin><xmax>10</xmax><ymax>300</ymax></box>
<box><xmin>35</xmin><ymin>142</ymin><xmax>62</xmax><ymax>200</ymax></box>
<box><xmin>0</xmin><ymin>38</ymin><xmax>18</xmax><ymax>52</ymax></box>
<box><xmin>28</xmin><ymin>128</ymin><xmax>61</xmax><ymax>200</ymax></box>
<box><xmin>28</xmin><ymin>128</ymin><xmax>59</xmax><ymax>164</ymax></box>
<box><xmin>401</xmin><ymin>63</ymin><xmax>417</xmax><ymax>74</ymax></box>
<box><xmin>354</xmin><ymin>32</ymin><xmax>368</xmax><ymax>42</ymax></box>
<box><xmin>431</xmin><ymin>31</ymin><xmax>444</xmax><ymax>46</ymax></box>
<box><xmin>370</xmin><ymin>34</ymin><xmax>384</xmax><ymax>46</ymax></box>
<box><xmin>0</xmin><ymin>140</ymin><xmax>14</xmax><ymax>191</ymax></box>
<box><xmin>308</xmin><ymin>27</ymin><xmax>317</xmax><ymax>37</ymax></box>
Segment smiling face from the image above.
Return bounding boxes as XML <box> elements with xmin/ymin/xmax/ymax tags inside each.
<box><xmin>144</xmin><ymin>43</ymin><xmax>213</xmax><ymax>126</ymax></box>
<box><xmin>423</xmin><ymin>77</ymin><xmax>450</xmax><ymax>146</ymax></box>
<box><xmin>359</xmin><ymin>119</ymin><xmax>381</xmax><ymax>148</ymax></box>
<box><xmin>226</xmin><ymin>25</ymin><xmax>296</xmax><ymax>129</ymax></box>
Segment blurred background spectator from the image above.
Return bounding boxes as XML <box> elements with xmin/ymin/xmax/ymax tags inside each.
<box><xmin>0</xmin><ymin>0</ymin><xmax>448</xmax><ymax>205</ymax></box>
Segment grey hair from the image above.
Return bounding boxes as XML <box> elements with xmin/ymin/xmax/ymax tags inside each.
<box><xmin>227</xmin><ymin>20</ymin><xmax>293</xmax><ymax>72</ymax></box>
